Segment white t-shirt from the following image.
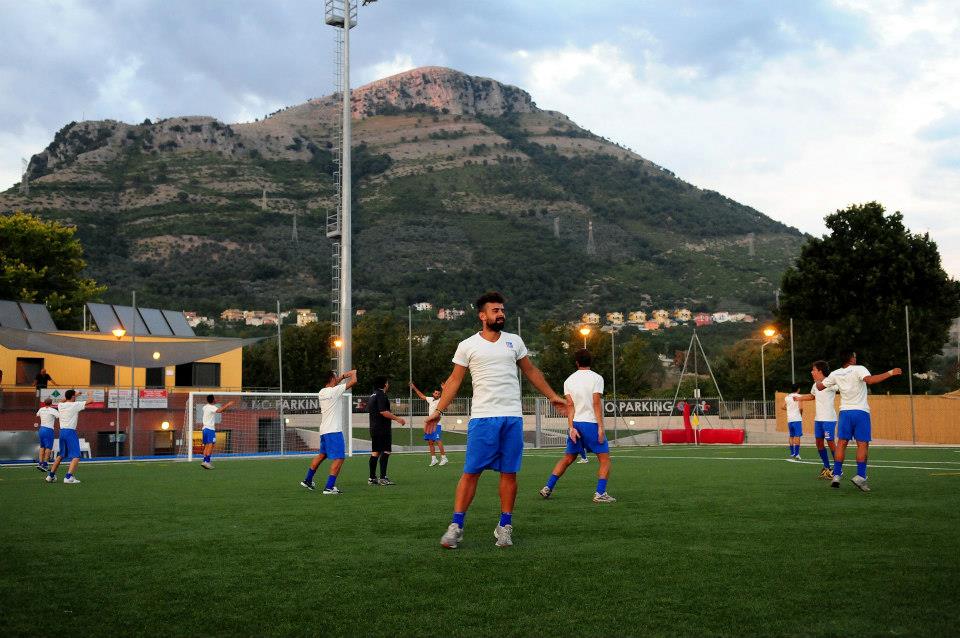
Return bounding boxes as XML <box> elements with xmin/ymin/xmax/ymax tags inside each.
<box><xmin>821</xmin><ymin>365</ymin><xmax>871</xmax><ymax>412</ymax></box>
<box><xmin>452</xmin><ymin>331</ymin><xmax>528</xmax><ymax>418</ymax></box>
<box><xmin>201</xmin><ymin>404</ymin><xmax>219</xmax><ymax>430</ymax></box>
<box><xmin>318</xmin><ymin>382</ymin><xmax>348</xmax><ymax>435</ymax></box>
<box><xmin>425</xmin><ymin>396</ymin><xmax>442</xmax><ymax>425</ymax></box>
<box><xmin>785</xmin><ymin>392</ymin><xmax>802</xmax><ymax>423</ymax></box>
<box><xmin>811</xmin><ymin>383</ymin><xmax>838</xmax><ymax>421</ymax></box>
<box><xmin>57</xmin><ymin>401</ymin><xmax>86</xmax><ymax>430</ymax></box>
<box><xmin>563</xmin><ymin>369</ymin><xmax>604</xmax><ymax>424</ymax></box>
<box><xmin>36</xmin><ymin>406</ymin><xmax>59</xmax><ymax>428</ymax></box>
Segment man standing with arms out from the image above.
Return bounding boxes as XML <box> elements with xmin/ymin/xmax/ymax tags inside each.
<box><xmin>44</xmin><ymin>390</ymin><xmax>84</xmax><ymax>484</ymax></box>
<box><xmin>368</xmin><ymin>377</ymin><xmax>405</xmax><ymax>485</ymax></box>
<box><xmin>200</xmin><ymin>395</ymin><xmax>236</xmax><ymax>470</ymax></box>
<box><xmin>815</xmin><ymin>351</ymin><xmax>901</xmax><ymax>492</ymax></box>
<box><xmin>410</xmin><ymin>380</ymin><xmax>449</xmax><ymax>467</ymax></box>
<box><xmin>785</xmin><ymin>384</ymin><xmax>803</xmax><ymax>461</ymax></box>
<box><xmin>794</xmin><ymin>361</ymin><xmax>838</xmax><ymax>479</ymax></box>
<box><xmin>36</xmin><ymin>397</ymin><xmax>58</xmax><ymax>472</ymax></box>
<box><xmin>301</xmin><ymin>369</ymin><xmax>357</xmax><ymax>494</ymax></box>
<box><xmin>539</xmin><ymin>349</ymin><xmax>616</xmax><ymax>503</ymax></box>
<box><xmin>427</xmin><ymin>291</ymin><xmax>568</xmax><ymax>549</ymax></box>
<box><xmin>34</xmin><ymin>367</ymin><xmax>55</xmax><ymax>391</ymax></box>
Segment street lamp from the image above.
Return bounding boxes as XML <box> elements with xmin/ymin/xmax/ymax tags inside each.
<box><xmin>579</xmin><ymin>326</ymin><xmax>591</xmax><ymax>349</ymax></box>
<box><xmin>760</xmin><ymin>327</ymin><xmax>779</xmax><ymax>431</ymax></box>
<box><xmin>112</xmin><ymin>328</ymin><xmax>126</xmax><ymax>456</ymax></box>
<box><xmin>333</xmin><ymin>338</ymin><xmax>344</xmax><ymax>349</ymax></box>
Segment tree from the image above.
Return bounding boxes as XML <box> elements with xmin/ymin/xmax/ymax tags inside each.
<box><xmin>242</xmin><ymin>322</ymin><xmax>334</xmax><ymax>392</ymax></box>
<box><xmin>0</xmin><ymin>211</ymin><xmax>105</xmax><ymax>328</ymax></box>
<box><xmin>777</xmin><ymin>202</ymin><xmax>960</xmax><ymax>392</ymax></box>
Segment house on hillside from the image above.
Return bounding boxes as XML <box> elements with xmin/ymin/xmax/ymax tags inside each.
<box><xmin>581</xmin><ymin>313</ymin><xmax>600</xmax><ymax>325</ymax></box>
<box><xmin>606</xmin><ymin>312</ymin><xmax>624</xmax><ymax>326</ymax></box>
<box><xmin>652</xmin><ymin>309</ymin><xmax>670</xmax><ymax>325</ymax></box>
<box><xmin>712</xmin><ymin>311</ymin><xmax>730</xmax><ymax>323</ymax></box>
<box><xmin>643</xmin><ymin>320</ymin><xmax>660</xmax><ymax>331</ymax></box>
<box><xmin>413</xmin><ymin>302</ymin><xmax>433</xmax><ymax>312</ymax></box>
<box><xmin>628</xmin><ymin>311</ymin><xmax>647</xmax><ymax>324</ymax></box>
<box><xmin>673</xmin><ymin>308</ymin><xmax>692</xmax><ymax>322</ymax></box>
<box><xmin>694</xmin><ymin>312</ymin><xmax>712</xmax><ymax>327</ymax></box>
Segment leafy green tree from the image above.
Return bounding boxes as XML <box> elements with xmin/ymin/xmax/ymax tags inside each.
<box><xmin>242</xmin><ymin>322</ymin><xmax>334</xmax><ymax>392</ymax></box>
<box><xmin>0</xmin><ymin>211</ymin><xmax>105</xmax><ymax>328</ymax></box>
<box><xmin>616</xmin><ymin>334</ymin><xmax>664</xmax><ymax>396</ymax></box>
<box><xmin>777</xmin><ymin>202</ymin><xmax>960</xmax><ymax>392</ymax></box>
<box><xmin>713</xmin><ymin>337</ymin><xmax>790</xmax><ymax>400</ymax></box>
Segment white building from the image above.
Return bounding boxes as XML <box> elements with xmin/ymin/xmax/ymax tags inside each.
<box><xmin>412</xmin><ymin>302</ymin><xmax>433</xmax><ymax>312</ymax></box>
<box><xmin>712</xmin><ymin>311</ymin><xmax>730</xmax><ymax>323</ymax></box>
<box><xmin>581</xmin><ymin>312</ymin><xmax>600</xmax><ymax>325</ymax></box>
<box><xmin>606</xmin><ymin>312</ymin><xmax>624</xmax><ymax>325</ymax></box>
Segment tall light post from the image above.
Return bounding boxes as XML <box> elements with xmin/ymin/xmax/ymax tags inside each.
<box><xmin>129</xmin><ymin>290</ymin><xmax>136</xmax><ymax>461</ymax></box>
<box><xmin>579</xmin><ymin>326</ymin><xmax>591</xmax><ymax>349</ymax></box>
<box><xmin>760</xmin><ymin>326</ymin><xmax>778</xmax><ymax>432</ymax></box>
<box><xmin>112</xmin><ymin>328</ymin><xmax>126</xmax><ymax>457</ymax></box>
<box><xmin>610</xmin><ymin>328</ymin><xmax>618</xmax><ymax>443</ymax></box>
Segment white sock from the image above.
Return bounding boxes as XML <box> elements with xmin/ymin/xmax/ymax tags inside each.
<box><xmin>431</xmin><ymin>455</ymin><xmax>437</xmax><ymax>461</ymax></box>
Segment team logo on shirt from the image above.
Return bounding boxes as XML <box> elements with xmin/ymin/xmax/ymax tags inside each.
<box><xmin>505</xmin><ymin>341</ymin><xmax>514</xmax><ymax>349</ymax></box>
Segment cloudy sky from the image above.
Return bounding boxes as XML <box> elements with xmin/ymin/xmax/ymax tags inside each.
<box><xmin>2</xmin><ymin>0</ymin><xmax>958</xmax><ymax>275</ymax></box>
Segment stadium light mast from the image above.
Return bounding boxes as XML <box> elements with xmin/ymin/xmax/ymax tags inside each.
<box><xmin>760</xmin><ymin>326</ymin><xmax>778</xmax><ymax>431</ymax></box>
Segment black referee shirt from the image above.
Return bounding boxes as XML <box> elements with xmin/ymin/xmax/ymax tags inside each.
<box><xmin>368</xmin><ymin>389</ymin><xmax>391</xmax><ymax>429</ymax></box>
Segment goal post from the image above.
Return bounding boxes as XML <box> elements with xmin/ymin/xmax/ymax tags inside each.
<box><xmin>180</xmin><ymin>391</ymin><xmax>353</xmax><ymax>461</ymax></box>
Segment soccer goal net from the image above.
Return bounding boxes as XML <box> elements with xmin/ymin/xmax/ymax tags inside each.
<box><xmin>178</xmin><ymin>392</ymin><xmax>353</xmax><ymax>461</ymax></box>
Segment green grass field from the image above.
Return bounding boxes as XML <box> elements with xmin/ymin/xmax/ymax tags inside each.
<box><xmin>2</xmin><ymin>446</ymin><xmax>959</xmax><ymax>637</ymax></box>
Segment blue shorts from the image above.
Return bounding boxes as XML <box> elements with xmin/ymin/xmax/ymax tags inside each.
<box><xmin>58</xmin><ymin>429</ymin><xmax>81</xmax><ymax>460</ymax></box>
<box><xmin>319</xmin><ymin>432</ymin><xmax>346</xmax><ymax>460</ymax></box>
<box><xmin>787</xmin><ymin>421</ymin><xmax>803</xmax><ymax>438</ymax></box>
<box><xmin>837</xmin><ymin>410</ymin><xmax>871</xmax><ymax>442</ymax></box>
<box><xmin>464</xmin><ymin>416</ymin><xmax>524</xmax><ymax>474</ymax></box>
<box><xmin>564</xmin><ymin>421</ymin><xmax>610</xmax><ymax>455</ymax></box>
<box><xmin>202</xmin><ymin>428</ymin><xmax>217</xmax><ymax>445</ymax></box>
<box><xmin>38</xmin><ymin>426</ymin><xmax>55</xmax><ymax>449</ymax></box>
<box><xmin>814</xmin><ymin>420</ymin><xmax>836</xmax><ymax>441</ymax></box>
<box><xmin>423</xmin><ymin>424</ymin><xmax>443</xmax><ymax>442</ymax></box>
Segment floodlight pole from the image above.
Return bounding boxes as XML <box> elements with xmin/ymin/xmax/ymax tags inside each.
<box><xmin>129</xmin><ymin>290</ymin><xmax>136</xmax><ymax>461</ymax></box>
<box><xmin>408</xmin><ymin>305</ymin><xmax>413</xmax><ymax>447</ymax></box>
<box><xmin>611</xmin><ymin>329</ymin><xmax>618</xmax><ymax>444</ymax></box>
<box><xmin>278</xmin><ymin>299</ymin><xmax>285</xmax><ymax>455</ymax></box>
<box><xmin>339</xmin><ymin>0</ymin><xmax>353</xmax><ymax>376</ymax></box>
<box><xmin>760</xmin><ymin>339</ymin><xmax>770</xmax><ymax>433</ymax></box>
<box><xmin>906</xmin><ymin>305</ymin><xmax>916</xmax><ymax>445</ymax></box>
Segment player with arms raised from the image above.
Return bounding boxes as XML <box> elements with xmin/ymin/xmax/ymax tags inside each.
<box><xmin>427</xmin><ymin>291</ymin><xmax>568</xmax><ymax>549</ymax></box>
<box><xmin>814</xmin><ymin>351</ymin><xmax>901</xmax><ymax>491</ymax></box>
<box><xmin>300</xmin><ymin>369</ymin><xmax>358</xmax><ymax>494</ymax></box>
<box><xmin>410</xmin><ymin>380</ymin><xmax>448</xmax><ymax>467</ymax></box>
<box><xmin>44</xmin><ymin>390</ymin><xmax>85</xmax><ymax>484</ymax></box>
<box><xmin>793</xmin><ymin>361</ymin><xmax>838</xmax><ymax>478</ymax></box>
<box><xmin>200</xmin><ymin>395</ymin><xmax>236</xmax><ymax>470</ymax></box>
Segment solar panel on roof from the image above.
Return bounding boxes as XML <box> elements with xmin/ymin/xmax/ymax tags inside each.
<box><xmin>162</xmin><ymin>309</ymin><xmax>195</xmax><ymax>337</ymax></box>
<box><xmin>19</xmin><ymin>303</ymin><xmax>57</xmax><ymax>331</ymax></box>
<box><xmin>139</xmin><ymin>307</ymin><xmax>173</xmax><ymax>336</ymax></box>
<box><xmin>0</xmin><ymin>300</ymin><xmax>29</xmax><ymax>329</ymax></box>
<box><xmin>114</xmin><ymin>305</ymin><xmax>147</xmax><ymax>334</ymax></box>
<box><xmin>87</xmin><ymin>303</ymin><xmax>122</xmax><ymax>334</ymax></box>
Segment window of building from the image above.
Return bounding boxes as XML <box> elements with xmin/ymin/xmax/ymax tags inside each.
<box><xmin>145</xmin><ymin>367</ymin><xmax>164</xmax><ymax>388</ymax></box>
<box><xmin>90</xmin><ymin>361</ymin><xmax>115</xmax><ymax>386</ymax></box>
<box><xmin>16</xmin><ymin>357</ymin><xmax>43</xmax><ymax>385</ymax></box>
<box><xmin>174</xmin><ymin>362</ymin><xmax>221</xmax><ymax>387</ymax></box>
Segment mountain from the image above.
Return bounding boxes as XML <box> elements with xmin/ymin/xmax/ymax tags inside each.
<box><xmin>1</xmin><ymin>66</ymin><xmax>804</xmax><ymax>320</ymax></box>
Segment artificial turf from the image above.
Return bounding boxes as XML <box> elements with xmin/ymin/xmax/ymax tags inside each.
<box><xmin>2</xmin><ymin>445</ymin><xmax>959</xmax><ymax>637</ymax></box>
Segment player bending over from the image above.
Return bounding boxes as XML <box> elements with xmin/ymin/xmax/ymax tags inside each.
<box><xmin>411</xmin><ymin>380</ymin><xmax>449</xmax><ymax>466</ymax></box>
<box><xmin>793</xmin><ymin>360</ymin><xmax>838</xmax><ymax>478</ymax></box>
<box><xmin>44</xmin><ymin>390</ymin><xmax>85</xmax><ymax>484</ymax></box>
<box><xmin>427</xmin><ymin>291</ymin><xmax>568</xmax><ymax>549</ymax></box>
<box><xmin>200</xmin><ymin>395</ymin><xmax>236</xmax><ymax>469</ymax></box>
<box><xmin>784</xmin><ymin>383</ymin><xmax>803</xmax><ymax>461</ymax></box>
<box><xmin>36</xmin><ymin>397</ymin><xmax>58</xmax><ymax>472</ymax></box>
<box><xmin>301</xmin><ymin>369</ymin><xmax>358</xmax><ymax>494</ymax></box>
<box><xmin>815</xmin><ymin>351</ymin><xmax>900</xmax><ymax>492</ymax></box>
<box><xmin>539</xmin><ymin>349</ymin><xmax>616</xmax><ymax>503</ymax></box>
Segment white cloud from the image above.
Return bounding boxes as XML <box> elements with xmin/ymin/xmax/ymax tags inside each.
<box><xmin>0</xmin><ymin>120</ymin><xmax>50</xmax><ymax>191</ymax></box>
<box><xmin>514</xmin><ymin>2</ymin><xmax>960</xmax><ymax>277</ymax></box>
<box><xmin>363</xmin><ymin>53</ymin><xmax>416</xmax><ymax>84</ymax></box>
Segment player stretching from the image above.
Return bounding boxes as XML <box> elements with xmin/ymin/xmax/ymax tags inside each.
<box><xmin>539</xmin><ymin>349</ymin><xmax>616</xmax><ymax>503</ymax></box>
<box><xmin>794</xmin><ymin>361</ymin><xmax>838</xmax><ymax>478</ymax></box>
<box><xmin>411</xmin><ymin>381</ymin><xmax>449</xmax><ymax>466</ymax></box>
<box><xmin>785</xmin><ymin>384</ymin><xmax>803</xmax><ymax>461</ymax></box>
<box><xmin>44</xmin><ymin>390</ymin><xmax>85</xmax><ymax>484</ymax></box>
<box><xmin>36</xmin><ymin>397</ymin><xmax>58</xmax><ymax>472</ymax></box>
<box><xmin>200</xmin><ymin>395</ymin><xmax>236</xmax><ymax>469</ymax></box>
<box><xmin>301</xmin><ymin>369</ymin><xmax>357</xmax><ymax>494</ymax></box>
<box><xmin>814</xmin><ymin>351</ymin><xmax>901</xmax><ymax>491</ymax></box>
<box><xmin>428</xmin><ymin>291</ymin><xmax>568</xmax><ymax>549</ymax></box>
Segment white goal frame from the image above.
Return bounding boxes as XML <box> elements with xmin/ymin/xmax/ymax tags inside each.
<box><xmin>184</xmin><ymin>391</ymin><xmax>353</xmax><ymax>461</ymax></box>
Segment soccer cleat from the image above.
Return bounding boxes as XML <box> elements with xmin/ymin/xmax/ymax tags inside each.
<box><xmin>63</xmin><ymin>476</ymin><xmax>80</xmax><ymax>484</ymax></box>
<box><xmin>851</xmin><ymin>475</ymin><xmax>871</xmax><ymax>492</ymax></box>
<box><xmin>831</xmin><ymin>473</ymin><xmax>842</xmax><ymax>488</ymax></box>
<box><xmin>795</xmin><ymin>456</ymin><xmax>801</xmax><ymax>462</ymax></box>
<box><xmin>45</xmin><ymin>474</ymin><xmax>56</xmax><ymax>483</ymax></box>
<box><xmin>36</xmin><ymin>463</ymin><xmax>47</xmax><ymax>472</ymax></box>
<box><xmin>439</xmin><ymin>456</ymin><xmax>449</xmax><ymax>466</ymax></box>
<box><xmin>576</xmin><ymin>456</ymin><xmax>589</xmax><ymax>464</ymax></box>
<box><xmin>322</xmin><ymin>486</ymin><xmax>342</xmax><ymax>495</ymax></box>
<box><xmin>494</xmin><ymin>524</ymin><xmax>514</xmax><ymax>547</ymax></box>
<box><xmin>593</xmin><ymin>492</ymin><xmax>617</xmax><ymax>503</ymax></box>
<box><xmin>200</xmin><ymin>461</ymin><xmax>213</xmax><ymax>470</ymax></box>
<box><xmin>378</xmin><ymin>477</ymin><xmax>396</xmax><ymax>486</ymax></box>
<box><xmin>440</xmin><ymin>523</ymin><xmax>464</xmax><ymax>549</ymax></box>
<box><xmin>300</xmin><ymin>480</ymin><xmax>315</xmax><ymax>491</ymax></box>
<box><xmin>429</xmin><ymin>457</ymin><xmax>439</xmax><ymax>467</ymax></box>
<box><xmin>539</xmin><ymin>486</ymin><xmax>552</xmax><ymax>499</ymax></box>
<box><xmin>368</xmin><ymin>477</ymin><xmax>379</xmax><ymax>486</ymax></box>
<box><xmin>817</xmin><ymin>468</ymin><xmax>831</xmax><ymax>480</ymax></box>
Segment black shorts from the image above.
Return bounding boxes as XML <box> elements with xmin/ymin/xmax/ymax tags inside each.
<box><xmin>370</xmin><ymin>425</ymin><xmax>392</xmax><ymax>452</ymax></box>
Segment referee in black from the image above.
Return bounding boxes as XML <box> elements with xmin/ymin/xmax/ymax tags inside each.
<box><xmin>367</xmin><ymin>376</ymin><xmax>406</xmax><ymax>485</ymax></box>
